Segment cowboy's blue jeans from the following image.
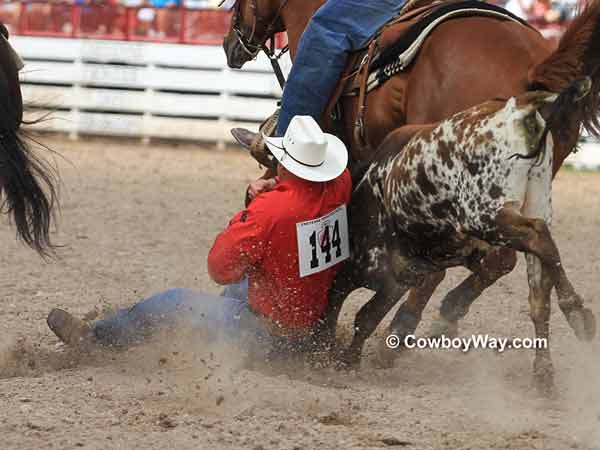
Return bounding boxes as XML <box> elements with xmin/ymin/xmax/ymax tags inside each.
<box><xmin>92</xmin><ymin>281</ymin><xmax>265</xmax><ymax>347</ymax></box>
<box><xmin>90</xmin><ymin>281</ymin><xmax>317</xmax><ymax>353</ymax></box>
<box><xmin>276</xmin><ymin>0</ymin><xmax>407</xmax><ymax>136</ymax></box>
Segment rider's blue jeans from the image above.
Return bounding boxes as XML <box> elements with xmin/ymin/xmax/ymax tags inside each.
<box><xmin>92</xmin><ymin>281</ymin><xmax>263</xmax><ymax>347</ymax></box>
<box><xmin>91</xmin><ymin>281</ymin><xmax>317</xmax><ymax>354</ymax></box>
<box><xmin>276</xmin><ymin>0</ymin><xmax>407</xmax><ymax>135</ymax></box>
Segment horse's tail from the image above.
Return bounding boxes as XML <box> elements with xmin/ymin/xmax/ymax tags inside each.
<box><xmin>528</xmin><ymin>0</ymin><xmax>600</xmax><ymax>139</ymax></box>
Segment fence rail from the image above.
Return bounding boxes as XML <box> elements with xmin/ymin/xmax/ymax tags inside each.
<box><xmin>15</xmin><ymin>35</ymin><xmax>291</xmax><ymax>144</ymax></box>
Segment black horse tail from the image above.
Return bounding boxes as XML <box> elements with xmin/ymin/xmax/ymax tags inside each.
<box><xmin>0</xmin><ymin>127</ymin><xmax>58</xmax><ymax>257</ymax></box>
<box><xmin>0</xmin><ymin>27</ymin><xmax>59</xmax><ymax>257</ymax></box>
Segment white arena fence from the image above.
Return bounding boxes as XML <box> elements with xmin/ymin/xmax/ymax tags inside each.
<box><xmin>12</xmin><ymin>35</ymin><xmax>599</xmax><ymax>169</ymax></box>
<box><xmin>14</xmin><ymin>35</ymin><xmax>291</xmax><ymax>146</ymax></box>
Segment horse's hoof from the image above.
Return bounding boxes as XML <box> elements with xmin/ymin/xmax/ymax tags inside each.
<box><xmin>428</xmin><ymin>315</ymin><xmax>459</xmax><ymax>338</ymax></box>
<box><xmin>567</xmin><ymin>308</ymin><xmax>597</xmax><ymax>342</ymax></box>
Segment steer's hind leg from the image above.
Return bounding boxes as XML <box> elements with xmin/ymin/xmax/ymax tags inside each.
<box><xmin>497</xmin><ymin>207</ymin><xmax>596</xmax><ymax>342</ymax></box>
<box><xmin>527</xmin><ymin>219</ymin><xmax>596</xmax><ymax>342</ymax></box>
<box><xmin>496</xmin><ymin>207</ymin><xmax>596</xmax><ymax>393</ymax></box>
<box><xmin>495</xmin><ymin>207</ymin><xmax>556</xmax><ymax>392</ymax></box>
<box><xmin>525</xmin><ymin>253</ymin><xmax>556</xmax><ymax>395</ymax></box>
<box><xmin>431</xmin><ymin>248</ymin><xmax>517</xmax><ymax>338</ymax></box>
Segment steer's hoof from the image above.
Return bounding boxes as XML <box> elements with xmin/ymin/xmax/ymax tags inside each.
<box><xmin>428</xmin><ymin>315</ymin><xmax>459</xmax><ymax>339</ymax></box>
<box><xmin>533</xmin><ymin>357</ymin><xmax>557</xmax><ymax>398</ymax></box>
<box><xmin>568</xmin><ymin>308</ymin><xmax>597</xmax><ymax>342</ymax></box>
<box><xmin>373</xmin><ymin>339</ymin><xmax>401</xmax><ymax>369</ymax></box>
<box><xmin>334</xmin><ymin>348</ymin><xmax>361</xmax><ymax>371</ymax></box>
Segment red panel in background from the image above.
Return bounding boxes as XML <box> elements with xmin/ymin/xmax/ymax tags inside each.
<box><xmin>127</xmin><ymin>6</ymin><xmax>183</xmax><ymax>43</ymax></box>
<box><xmin>184</xmin><ymin>9</ymin><xmax>231</xmax><ymax>45</ymax></box>
<box><xmin>18</xmin><ymin>2</ymin><xmax>74</xmax><ymax>37</ymax></box>
<box><xmin>0</xmin><ymin>2</ymin><xmax>21</xmax><ymax>35</ymax></box>
<box><xmin>0</xmin><ymin>1</ymin><xmax>567</xmax><ymax>48</ymax></box>
<box><xmin>0</xmin><ymin>1</ymin><xmax>238</xmax><ymax>45</ymax></box>
<box><xmin>79</xmin><ymin>4</ymin><xmax>128</xmax><ymax>40</ymax></box>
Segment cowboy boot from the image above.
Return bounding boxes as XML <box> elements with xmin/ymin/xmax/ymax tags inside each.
<box><xmin>47</xmin><ymin>308</ymin><xmax>94</xmax><ymax>346</ymax></box>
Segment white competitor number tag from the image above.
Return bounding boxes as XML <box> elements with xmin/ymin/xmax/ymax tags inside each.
<box><xmin>296</xmin><ymin>204</ymin><xmax>350</xmax><ymax>278</ymax></box>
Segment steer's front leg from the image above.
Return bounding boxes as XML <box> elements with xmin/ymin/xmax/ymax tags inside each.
<box><xmin>340</xmin><ymin>282</ymin><xmax>411</xmax><ymax>368</ymax></box>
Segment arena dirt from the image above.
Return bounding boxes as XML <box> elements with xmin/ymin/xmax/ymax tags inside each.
<box><xmin>0</xmin><ymin>135</ymin><xmax>599</xmax><ymax>450</ymax></box>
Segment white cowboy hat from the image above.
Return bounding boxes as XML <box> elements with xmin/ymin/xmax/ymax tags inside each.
<box><xmin>263</xmin><ymin>116</ymin><xmax>348</xmax><ymax>182</ymax></box>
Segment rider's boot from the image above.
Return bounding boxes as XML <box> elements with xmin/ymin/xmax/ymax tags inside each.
<box><xmin>230</xmin><ymin>108</ymin><xmax>279</xmax><ymax>168</ymax></box>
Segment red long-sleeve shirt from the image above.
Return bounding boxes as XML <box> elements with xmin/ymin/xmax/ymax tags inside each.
<box><xmin>208</xmin><ymin>169</ymin><xmax>352</xmax><ymax>331</ymax></box>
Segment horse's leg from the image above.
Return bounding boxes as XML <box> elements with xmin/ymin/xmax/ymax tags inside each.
<box><xmin>376</xmin><ymin>271</ymin><xmax>446</xmax><ymax>367</ymax></box>
<box><xmin>340</xmin><ymin>282</ymin><xmax>410</xmax><ymax>368</ymax></box>
<box><xmin>430</xmin><ymin>248</ymin><xmax>517</xmax><ymax>337</ymax></box>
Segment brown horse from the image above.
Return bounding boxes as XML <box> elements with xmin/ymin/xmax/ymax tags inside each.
<box><xmin>0</xmin><ymin>23</ymin><xmax>58</xmax><ymax>256</ymax></box>
<box><xmin>222</xmin><ymin>0</ymin><xmax>600</xmax><ymax>369</ymax></box>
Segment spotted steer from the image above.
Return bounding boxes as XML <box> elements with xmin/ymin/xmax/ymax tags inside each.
<box><xmin>322</xmin><ymin>79</ymin><xmax>596</xmax><ymax>392</ymax></box>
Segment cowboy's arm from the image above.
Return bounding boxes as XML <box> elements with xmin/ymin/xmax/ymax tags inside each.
<box><xmin>245</xmin><ymin>177</ymin><xmax>278</xmax><ymax>206</ymax></box>
<box><xmin>207</xmin><ymin>206</ymin><xmax>268</xmax><ymax>284</ymax></box>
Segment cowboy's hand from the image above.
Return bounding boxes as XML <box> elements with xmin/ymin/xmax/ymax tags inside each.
<box><xmin>247</xmin><ymin>178</ymin><xmax>277</xmax><ymax>201</ymax></box>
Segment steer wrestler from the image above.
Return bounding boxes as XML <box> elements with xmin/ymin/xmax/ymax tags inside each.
<box><xmin>47</xmin><ymin>116</ymin><xmax>351</xmax><ymax>359</ymax></box>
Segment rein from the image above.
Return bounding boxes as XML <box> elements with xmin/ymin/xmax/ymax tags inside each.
<box><xmin>223</xmin><ymin>0</ymin><xmax>290</xmax><ymax>89</ymax></box>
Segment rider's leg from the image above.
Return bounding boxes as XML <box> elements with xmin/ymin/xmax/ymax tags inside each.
<box><xmin>276</xmin><ymin>0</ymin><xmax>407</xmax><ymax>136</ymax></box>
<box><xmin>91</xmin><ymin>288</ymin><xmax>252</xmax><ymax>346</ymax></box>
<box><xmin>221</xmin><ymin>278</ymin><xmax>249</xmax><ymax>300</ymax></box>
<box><xmin>47</xmin><ymin>287</ymin><xmax>259</xmax><ymax>347</ymax></box>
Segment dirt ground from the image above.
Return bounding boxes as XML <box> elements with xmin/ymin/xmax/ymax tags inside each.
<box><xmin>0</xmin><ymin>135</ymin><xmax>599</xmax><ymax>450</ymax></box>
